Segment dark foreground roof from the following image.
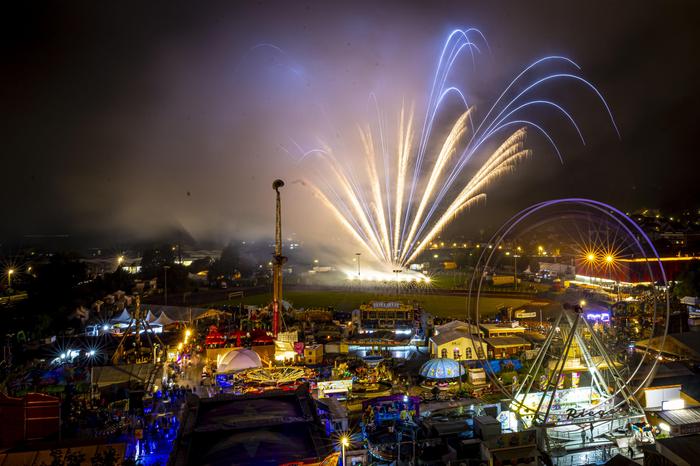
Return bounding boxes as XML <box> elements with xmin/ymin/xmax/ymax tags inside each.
<box><xmin>653</xmin><ymin>434</ymin><xmax>700</xmax><ymax>466</ymax></box>
<box><xmin>604</xmin><ymin>453</ymin><xmax>637</xmax><ymax>466</ymax></box>
<box><xmin>170</xmin><ymin>383</ymin><xmax>333</xmax><ymax>466</ymax></box>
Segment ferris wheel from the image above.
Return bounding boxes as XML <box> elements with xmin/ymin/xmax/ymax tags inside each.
<box><xmin>466</xmin><ymin>199</ymin><xmax>670</xmax><ymax>453</ymax></box>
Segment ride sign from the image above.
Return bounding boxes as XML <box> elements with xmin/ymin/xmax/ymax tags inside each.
<box><xmin>565</xmin><ymin>406</ymin><xmax>625</xmax><ymax>421</ymax></box>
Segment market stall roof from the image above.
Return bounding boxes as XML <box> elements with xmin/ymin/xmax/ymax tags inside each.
<box><xmin>91</xmin><ymin>363</ymin><xmax>155</xmax><ymax>388</ymax></box>
<box><xmin>419</xmin><ymin>358</ymin><xmax>465</xmax><ymax>379</ymax></box>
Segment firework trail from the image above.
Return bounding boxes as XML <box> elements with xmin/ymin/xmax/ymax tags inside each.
<box><xmin>299</xmin><ymin>28</ymin><xmax>618</xmax><ymax>270</ymax></box>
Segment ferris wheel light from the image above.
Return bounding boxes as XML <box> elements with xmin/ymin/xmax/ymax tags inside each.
<box><xmin>586</xmin><ymin>253</ymin><xmax>595</xmax><ymax>262</ymax></box>
<box><xmin>605</xmin><ymin>254</ymin><xmax>615</xmax><ymax>263</ymax></box>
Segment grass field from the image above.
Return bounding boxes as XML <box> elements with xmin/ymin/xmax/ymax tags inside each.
<box><xmin>206</xmin><ymin>290</ymin><xmax>530</xmax><ymax>319</ymax></box>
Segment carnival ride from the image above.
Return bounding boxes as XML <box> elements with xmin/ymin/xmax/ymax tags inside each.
<box><xmin>468</xmin><ymin>199</ymin><xmax>670</xmax><ymax>459</ymax></box>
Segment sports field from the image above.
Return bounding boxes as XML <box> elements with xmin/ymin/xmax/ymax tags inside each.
<box><xmin>206</xmin><ymin>289</ymin><xmax>530</xmax><ymax>319</ymax></box>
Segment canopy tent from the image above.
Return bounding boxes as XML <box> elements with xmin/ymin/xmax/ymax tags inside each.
<box><xmin>111</xmin><ymin>309</ymin><xmax>131</xmax><ymax>323</ymax></box>
<box><xmin>145</xmin><ymin>310</ymin><xmax>157</xmax><ymax>323</ymax></box>
<box><xmin>143</xmin><ymin>305</ymin><xmax>226</xmax><ymax>323</ymax></box>
<box><xmin>152</xmin><ymin>312</ymin><xmax>175</xmax><ymax>326</ymax></box>
<box><xmin>217</xmin><ymin>348</ymin><xmax>262</xmax><ymax>373</ymax></box>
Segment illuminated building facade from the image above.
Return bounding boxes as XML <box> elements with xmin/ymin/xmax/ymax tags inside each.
<box><xmin>352</xmin><ymin>301</ymin><xmax>416</xmax><ymax>334</ymax></box>
<box><xmin>575</xmin><ymin>256</ymin><xmax>699</xmax><ymax>285</ymax></box>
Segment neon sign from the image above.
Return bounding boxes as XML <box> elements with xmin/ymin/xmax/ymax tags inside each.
<box><xmin>565</xmin><ymin>406</ymin><xmax>624</xmax><ymax>420</ymax></box>
<box><xmin>585</xmin><ymin>312</ymin><xmax>610</xmax><ymax>322</ymax></box>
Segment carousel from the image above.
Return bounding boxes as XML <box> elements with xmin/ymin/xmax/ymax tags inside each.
<box><xmin>419</xmin><ymin>358</ymin><xmax>466</xmax><ymax>389</ymax></box>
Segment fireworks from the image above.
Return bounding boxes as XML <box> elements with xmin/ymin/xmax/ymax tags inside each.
<box><xmin>299</xmin><ymin>29</ymin><xmax>617</xmax><ymax>270</ymax></box>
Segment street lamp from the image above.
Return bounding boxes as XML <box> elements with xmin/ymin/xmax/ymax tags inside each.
<box><xmin>355</xmin><ymin>253</ymin><xmax>361</xmax><ymax>277</ymax></box>
<box><xmin>7</xmin><ymin>269</ymin><xmax>14</xmax><ymax>289</ymax></box>
<box><xmin>340</xmin><ymin>436</ymin><xmax>350</xmax><ymax>466</ymax></box>
<box><xmin>513</xmin><ymin>254</ymin><xmax>520</xmax><ymax>290</ymax></box>
<box><xmin>393</xmin><ymin>269</ymin><xmax>402</xmax><ymax>296</ymax></box>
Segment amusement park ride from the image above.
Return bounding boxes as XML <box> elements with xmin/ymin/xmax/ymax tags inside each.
<box><xmin>468</xmin><ymin>199</ymin><xmax>670</xmax><ymax>461</ymax></box>
<box><xmin>271</xmin><ymin>179</ymin><xmax>287</xmax><ymax>338</ymax></box>
<box><xmin>111</xmin><ymin>296</ymin><xmax>165</xmax><ymax>366</ymax></box>
<box><xmin>508</xmin><ymin>301</ymin><xmax>646</xmax><ymax>453</ymax></box>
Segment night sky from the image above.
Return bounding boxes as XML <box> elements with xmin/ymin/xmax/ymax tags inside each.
<box><xmin>2</xmin><ymin>1</ymin><xmax>698</xmax><ymax>249</ymax></box>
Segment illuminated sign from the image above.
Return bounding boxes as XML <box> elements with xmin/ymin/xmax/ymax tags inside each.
<box><xmin>585</xmin><ymin>312</ymin><xmax>610</xmax><ymax>322</ymax></box>
<box><xmin>661</xmin><ymin>399</ymin><xmax>685</xmax><ymax>411</ymax></box>
<box><xmin>565</xmin><ymin>406</ymin><xmax>624</xmax><ymax>421</ymax></box>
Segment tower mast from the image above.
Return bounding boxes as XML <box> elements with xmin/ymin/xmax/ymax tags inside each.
<box><xmin>272</xmin><ymin>179</ymin><xmax>287</xmax><ymax>337</ymax></box>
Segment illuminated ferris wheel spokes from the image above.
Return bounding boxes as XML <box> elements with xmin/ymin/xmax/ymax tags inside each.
<box><xmin>467</xmin><ymin>199</ymin><xmax>669</xmax><ymax>445</ymax></box>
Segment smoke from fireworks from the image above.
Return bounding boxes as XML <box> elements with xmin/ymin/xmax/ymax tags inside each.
<box><xmin>295</xmin><ymin>29</ymin><xmax>618</xmax><ymax>270</ymax></box>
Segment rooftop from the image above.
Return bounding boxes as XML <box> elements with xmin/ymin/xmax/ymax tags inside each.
<box><xmin>658</xmin><ymin>407</ymin><xmax>700</xmax><ymax>426</ymax></box>
<box><xmin>654</xmin><ymin>434</ymin><xmax>700</xmax><ymax>466</ymax></box>
<box><xmin>419</xmin><ymin>358</ymin><xmax>465</xmax><ymax>379</ymax></box>
<box><xmin>431</xmin><ymin>329</ymin><xmax>483</xmax><ymax>346</ymax></box>
<box><xmin>479</xmin><ymin>322</ymin><xmax>526</xmax><ymax>333</ymax></box>
<box><xmin>485</xmin><ymin>336</ymin><xmax>531</xmax><ymax>348</ymax></box>
<box><xmin>170</xmin><ymin>384</ymin><xmax>333</xmax><ymax>466</ymax></box>
<box><xmin>434</xmin><ymin>320</ymin><xmax>481</xmax><ymax>335</ymax></box>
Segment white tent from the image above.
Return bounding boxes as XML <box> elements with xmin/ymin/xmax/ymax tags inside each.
<box><xmin>145</xmin><ymin>310</ymin><xmax>157</xmax><ymax>323</ymax></box>
<box><xmin>217</xmin><ymin>348</ymin><xmax>262</xmax><ymax>373</ymax></box>
<box><xmin>111</xmin><ymin>309</ymin><xmax>131</xmax><ymax>323</ymax></box>
<box><xmin>152</xmin><ymin>312</ymin><xmax>175</xmax><ymax>326</ymax></box>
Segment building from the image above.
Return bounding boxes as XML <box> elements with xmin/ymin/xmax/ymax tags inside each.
<box><xmin>485</xmin><ymin>336</ymin><xmax>531</xmax><ymax>359</ymax></box>
<box><xmin>304</xmin><ymin>344</ymin><xmax>324</xmax><ymax>365</ymax></box>
<box><xmin>479</xmin><ymin>322</ymin><xmax>527</xmax><ymax>338</ymax></box>
<box><xmin>575</xmin><ymin>256</ymin><xmax>699</xmax><ymax>285</ymax></box>
<box><xmin>429</xmin><ymin>320</ymin><xmax>487</xmax><ymax>361</ymax></box>
<box><xmin>641</xmin><ymin>382</ymin><xmax>700</xmax><ymax>436</ymax></box>
<box><xmin>479</xmin><ymin>428</ymin><xmax>539</xmax><ymax>466</ymax></box>
<box><xmin>0</xmin><ymin>393</ymin><xmax>60</xmax><ymax>448</ymax></box>
<box><xmin>352</xmin><ymin>301</ymin><xmax>415</xmax><ymax>334</ymax></box>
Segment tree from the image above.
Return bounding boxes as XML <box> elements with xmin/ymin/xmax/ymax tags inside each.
<box><xmin>139</xmin><ymin>245</ymin><xmax>176</xmax><ymax>279</ymax></box>
<box><xmin>673</xmin><ymin>259</ymin><xmax>700</xmax><ymax>298</ymax></box>
<box><xmin>208</xmin><ymin>242</ymin><xmax>254</xmax><ymax>282</ymax></box>
<box><xmin>22</xmin><ymin>254</ymin><xmax>89</xmax><ymax>336</ymax></box>
<box><xmin>157</xmin><ymin>264</ymin><xmax>190</xmax><ymax>293</ymax></box>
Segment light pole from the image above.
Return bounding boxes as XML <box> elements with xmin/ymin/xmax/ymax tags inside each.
<box><xmin>340</xmin><ymin>435</ymin><xmax>349</xmax><ymax>466</ymax></box>
<box><xmin>393</xmin><ymin>269</ymin><xmax>402</xmax><ymax>296</ymax></box>
<box><xmin>355</xmin><ymin>252</ymin><xmax>361</xmax><ymax>277</ymax></box>
<box><xmin>7</xmin><ymin>269</ymin><xmax>14</xmax><ymax>290</ymax></box>
<box><xmin>163</xmin><ymin>265</ymin><xmax>170</xmax><ymax>306</ymax></box>
<box><xmin>584</xmin><ymin>252</ymin><xmax>597</xmax><ymax>285</ymax></box>
<box><xmin>513</xmin><ymin>254</ymin><xmax>520</xmax><ymax>290</ymax></box>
